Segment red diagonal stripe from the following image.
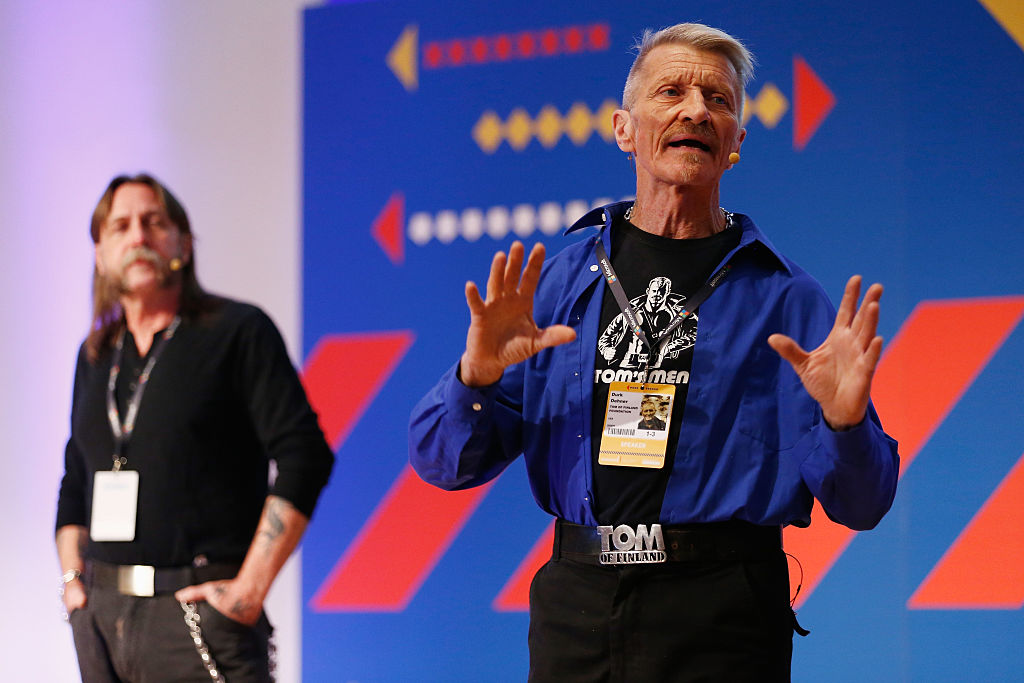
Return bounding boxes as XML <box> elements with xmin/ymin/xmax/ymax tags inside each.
<box><xmin>302</xmin><ymin>331</ymin><xmax>415</xmax><ymax>451</ymax></box>
<box><xmin>785</xmin><ymin>296</ymin><xmax>1024</xmax><ymax>607</ymax></box>
<box><xmin>312</xmin><ymin>466</ymin><xmax>493</xmax><ymax>611</ymax></box>
<box><xmin>492</xmin><ymin>520</ymin><xmax>554</xmax><ymax>612</ymax></box>
<box><xmin>909</xmin><ymin>452</ymin><xmax>1024</xmax><ymax>609</ymax></box>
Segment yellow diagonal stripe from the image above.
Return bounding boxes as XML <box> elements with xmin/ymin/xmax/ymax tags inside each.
<box><xmin>472</xmin><ymin>100</ymin><xmax>620</xmax><ymax>153</ymax></box>
<box><xmin>977</xmin><ymin>0</ymin><xmax>1024</xmax><ymax>52</ymax></box>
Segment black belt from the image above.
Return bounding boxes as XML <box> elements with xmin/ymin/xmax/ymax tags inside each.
<box><xmin>554</xmin><ymin>519</ymin><xmax>782</xmax><ymax>565</ymax></box>
<box><xmin>86</xmin><ymin>560</ymin><xmax>241</xmax><ymax>597</ymax></box>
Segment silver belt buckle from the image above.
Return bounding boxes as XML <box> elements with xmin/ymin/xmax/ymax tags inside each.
<box><xmin>117</xmin><ymin>565</ymin><xmax>156</xmax><ymax>596</ymax></box>
<box><xmin>597</xmin><ymin>523</ymin><xmax>667</xmax><ymax>565</ymax></box>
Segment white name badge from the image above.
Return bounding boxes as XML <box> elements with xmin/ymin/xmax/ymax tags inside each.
<box><xmin>598</xmin><ymin>382</ymin><xmax>676</xmax><ymax>468</ymax></box>
<box><xmin>90</xmin><ymin>470</ymin><xmax>139</xmax><ymax>541</ymax></box>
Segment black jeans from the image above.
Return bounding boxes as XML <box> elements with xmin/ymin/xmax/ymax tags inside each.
<box><xmin>70</xmin><ymin>585</ymin><xmax>273</xmax><ymax>683</ymax></box>
<box><xmin>528</xmin><ymin>549</ymin><xmax>794</xmax><ymax>683</ymax></box>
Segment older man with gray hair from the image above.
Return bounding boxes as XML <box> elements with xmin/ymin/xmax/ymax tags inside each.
<box><xmin>410</xmin><ymin>22</ymin><xmax>898</xmax><ymax>681</ymax></box>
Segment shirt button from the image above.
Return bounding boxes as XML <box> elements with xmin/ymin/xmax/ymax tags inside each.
<box><xmin>590</xmin><ymin>264</ymin><xmax>599</xmax><ymax>272</ymax></box>
<box><xmin>577</xmin><ymin>434</ymin><xmax>583</xmax><ymax>438</ymax></box>
<box><xmin>472</xmin><ymin>402</ymin><xmax>482</xmax><ymax>412</ymax></box>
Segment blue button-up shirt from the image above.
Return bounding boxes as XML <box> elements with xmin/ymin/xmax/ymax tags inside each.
<box><xmin>409</xmin><ymin>202</ymin><xmax>899</xmax><ymax>530</ymax></box>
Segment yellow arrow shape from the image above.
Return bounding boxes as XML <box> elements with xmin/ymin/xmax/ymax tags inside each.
<box><xmin>387</xmin><ymin>24</ymin><xmax>418</xmax><ymax>92</ymax></box>
<box><xmin>978</xmin><ymin>0</ymin><xmax>1024</xmax><ymax>52</ymax></box>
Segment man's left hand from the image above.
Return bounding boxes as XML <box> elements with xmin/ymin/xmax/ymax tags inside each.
<box><xmin>175</xmin><ymin>578</ymin><xmax>262</xmax><ymax>626</ymax></box>
<box><xmin>767</xmin><ymin>275</ymin><xmax>884</xmax><ymax>430</ymax></box>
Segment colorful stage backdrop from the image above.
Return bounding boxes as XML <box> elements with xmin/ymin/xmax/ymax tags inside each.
<box><xmin>301</xmin><ymin>1</ymin><xmax>1024</xmax><ymax>680</ymax></box>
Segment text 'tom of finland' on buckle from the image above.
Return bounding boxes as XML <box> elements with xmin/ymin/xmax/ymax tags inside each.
<box><xmin>597</xmin><ymin>523</ymin><xmax>667</xmax><ymax>565</ymax></box>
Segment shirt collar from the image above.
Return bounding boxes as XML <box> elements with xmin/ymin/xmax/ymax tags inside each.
<box><xmin>565</xmin><ymin>200</ymin><xmax>793</xmax><ymax>276</ymax></box>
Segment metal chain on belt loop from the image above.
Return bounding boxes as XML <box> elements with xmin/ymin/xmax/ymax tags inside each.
<box><xmin>181</xmin><ymin>601</ymin><xmax>227</xmax><ymax>682</ymax></box>
<box><xmin>180</xmin><ymin>600</ymin><xmax>277</xmax><ymax>682</ymax></box>
<box><xmin>268</xmin><ymin>633</ymin><xmax>277</xmax><ymax>680</ymax></box>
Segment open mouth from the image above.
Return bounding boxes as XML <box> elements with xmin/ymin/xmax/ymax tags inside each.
<box><xmin>668</xmin><ymin>138</ymin><xmax>711</xmax><ymax>152</ymax></box>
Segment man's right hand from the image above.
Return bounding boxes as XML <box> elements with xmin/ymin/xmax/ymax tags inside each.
<box><xmin>460</xmin><ymin>241</ymin><xmax>576</xmax><ymax>387</ymax></box>
<box><xmin>63</xmin><ymin>579</ymin><xmax>87</xmax><ymax>617</ymax></box>
<box><xmin>56</xmin><ymin>525</ymin><xmax>88</xmax><ymax>618</ymax></box>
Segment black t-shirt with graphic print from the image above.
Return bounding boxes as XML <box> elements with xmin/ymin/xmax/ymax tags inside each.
<box><xmin>590</xmin><ymin>216</ymin><xmax>740</xmax><ymax>525</ymax></box>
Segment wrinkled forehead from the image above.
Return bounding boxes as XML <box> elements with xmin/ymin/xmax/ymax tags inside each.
<box><xmin>639</xmin><ymin>43</ymin><xmax>740</xmax><ymax>95</ymax></box>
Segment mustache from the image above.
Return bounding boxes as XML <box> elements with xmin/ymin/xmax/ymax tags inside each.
<box><xmin>120</xmin><ymin>247</ymin><xmax>166</xmax><ymax>271</ymax></box>
<box><xmin>662</xmin><ymin>121</ymin><xmax>717</xmax><ymax>145</ymax></box>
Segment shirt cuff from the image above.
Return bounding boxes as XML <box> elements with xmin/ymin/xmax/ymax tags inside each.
<box><xmin>446</xmin><ymin>362</ymin><xmax>500</xmax><ymax>422</ymax></box>
<box><xmin>818</xmin><ymin>415</ymin><xmax>876</xmax><ymax>466</ymax></box>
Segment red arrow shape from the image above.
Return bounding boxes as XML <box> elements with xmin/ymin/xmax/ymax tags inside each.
<box><xmin>785</xmin><ymin>297</ymin><xmax>1024</xmax><ymax>607</ymax></box>
<box><xmin>372</xmin><ymin>192</ymin><xmax>405</xmax><ymax>265</ymax></box>
<box><xmin>302</xmin><ymin>331</ymin><xmax>415</xmax><ymax>451</ymax></box>
<box><xmin>908</xmin><ymin>452</ymin><xmax>1024</xmax><ymax>609</ymax></box>
<box><xmin>312</xmin><ymin>466</ymin><xmax>493</xmax><ymax>611</ymax></box>
<box><xmin>793</xmin><ymin>56</ymin><xmax>835</xmax><ymax>151</ymax></box>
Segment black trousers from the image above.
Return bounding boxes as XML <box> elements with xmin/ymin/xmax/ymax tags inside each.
<box><xmin>70</xmin><ymin>585</ymin><xmax>273</xmax><ymax>683</ymax></box>
<box><xmin>528</xmin><ymin>549</ymin><xmax>794</xmax><ymax>683</ymax></box>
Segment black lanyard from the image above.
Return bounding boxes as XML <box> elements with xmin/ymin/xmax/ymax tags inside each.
<box><xmin>105</xmin><ymin>316</ymin><xmax>181</xmax><ymax>471</ymax></box>
<box><xmin>594</xmin><ymin>236</ymin><xmax>732</xmax><ymax>383</ymax></box>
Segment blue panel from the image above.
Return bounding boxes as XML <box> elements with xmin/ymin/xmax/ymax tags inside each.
<box><xmin>302</xmin><ymin>1</ymin><xmax>1024</xmax><ymax>679</ymax></box>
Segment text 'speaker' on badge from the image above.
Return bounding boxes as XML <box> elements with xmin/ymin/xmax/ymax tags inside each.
<box><xmin>598</xmin><ymin>382</ymin><xmax>675</xmax><ymax>469</ymax></box>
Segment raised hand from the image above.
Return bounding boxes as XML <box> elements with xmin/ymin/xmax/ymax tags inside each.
<box><xmin>460</xmin><ymin>241</ymin><xmax>576</xmax><ymax>387</ymax></box>
<box><xmin>767</xmin><ymin>275</ymin><xmax>884</xmax><ymax>430</ymax></box>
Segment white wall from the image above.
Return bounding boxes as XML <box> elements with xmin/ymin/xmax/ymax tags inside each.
<box><xmin>0</xmin><ymin>1</ymin><xmax>314</xmax><ymax>680</ymax></box>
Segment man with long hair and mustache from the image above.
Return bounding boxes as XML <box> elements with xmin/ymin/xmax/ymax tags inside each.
<box><xmin>56</xmin><ymin>174</ymin><xmax>334</xmax><ymax>682</ymax></box>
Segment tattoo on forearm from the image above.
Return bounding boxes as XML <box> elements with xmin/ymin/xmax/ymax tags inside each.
<box><xmin>257</xmin><ymin>498</ymin><xmax>287</xmax><ymax>548</ymax></box>
<box><xmin>230</xmin><ymin>599</ymin><xmax>253</xmax><ymax>618</ymax></box>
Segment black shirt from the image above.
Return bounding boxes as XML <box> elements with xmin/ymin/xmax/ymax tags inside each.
<box><xmin>590</xmin><ymin>218</ymin><xmax>740</xmax><ymax>525</ymax></box>
<box><xmin>56</xmin><ymin>296</ymin><xmax>335</xmax><ymax>567</ymax></box>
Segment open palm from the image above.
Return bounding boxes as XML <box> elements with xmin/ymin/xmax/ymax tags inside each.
<box><xmin>460</xmin><ymin>242</ymin><xmax>576</xmax><ymax>387</ymax></box>
<box><xmin>768</xmin><ymin>275</ymin><xmax>884</xmax><ymax>430</ymax></box>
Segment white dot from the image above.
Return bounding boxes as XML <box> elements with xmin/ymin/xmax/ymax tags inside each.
<box><xmin>486</xmin><ymin>206</ymin><xmax>510</xmax><ymax>239</ymax></box>
<box><xmin>436</xmin><ymin>210</ymin><xmax>458</xmax><ymax>243</ymax></box>
<box><xmin>408</xmin><ymin>212</ymin><xmax>433</xmax><ymax>245</ymax></box>
<box><xmin>461</xmin><ymin>208</ymin><xmax>484</xmax><ymax>242</ymax></box>
<box><xmin>512</xmin><ymin>204</ymin><xmax>536</xmax><ymax>237</ymax></box>
<box><xmin>564</xmin><ymin>200</ymin><xmax>588</xmax><ymax>226</ymax></box>
<box><xmin>538</xmin><ymin>202</ymin><xmax>563</xmax><ymax>235</ymax></box>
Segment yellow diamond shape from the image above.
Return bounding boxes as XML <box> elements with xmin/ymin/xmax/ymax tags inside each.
<box><xmin>741</xmin><ymin>90</ymin><xmax>753</xmax><ymax>126</ymax></box>
<box><xmin>505</xmin><ymin>109</ymin><xmax>533</xmax><ymax>151</ymax></box>
<box><xmin>593</xmin><ymin>100</ymin><xmax>618</xmax><ymax>142</ymax></box>
<box><xmin>473</xmin><ymin>111</ymin><xmax>503</xmax><ymax>153</ymax></box>
<box><xmin>564</xmin><ymin>103</ymin><xmax>593</xmax><ymax>146</ymax></box>
<box><xmin>752</xmin><ymin>83</ymin><xmax>789</xmax><ymax>129</ymax></box>
<box><xmin>535</xmin><ymin>106</ymin><xmax>563</xmax><ymax>148</ymax></box>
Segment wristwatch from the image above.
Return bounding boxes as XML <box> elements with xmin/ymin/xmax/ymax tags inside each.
<box><xmin>61</xmin><ymin>568</ymin><xmax>82</xmax><ymax>584</ymax></box>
